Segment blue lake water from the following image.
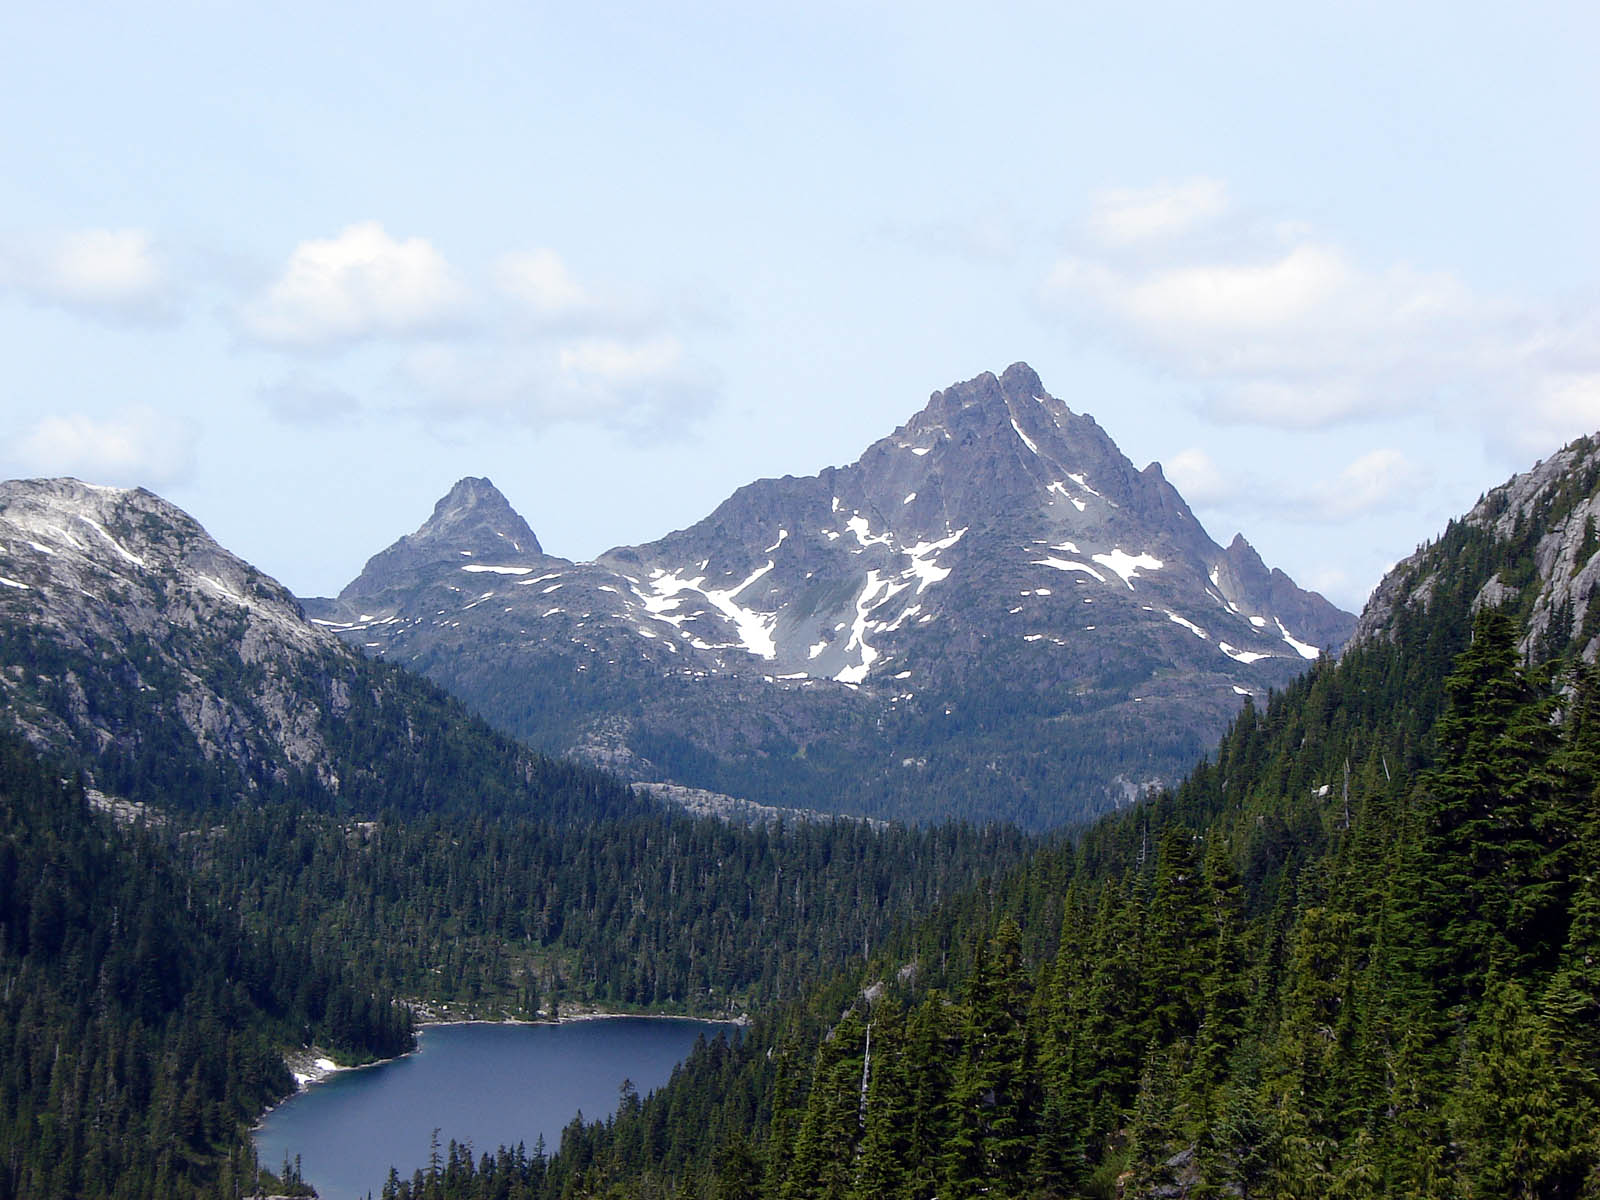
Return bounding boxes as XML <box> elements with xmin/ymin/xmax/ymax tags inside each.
<box><xmin>255</xmin><ymin>1018</ymin><xmax>731</xmax><ymax>1200</ymax></box>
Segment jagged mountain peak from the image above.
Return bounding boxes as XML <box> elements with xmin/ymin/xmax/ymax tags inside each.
<box><xmin>849</xmin><ymin>365</ymin><xmax>1158</xmax><ymax>542</ymax></box>
<box><xmin>418</xmin><ymin>477</ymin><xmax>542</xmax><ymax>557</ymax></box>
<box><xmin>339</xmin><ymin>477</ymin><xmax>545</xmax><ymax>604</ymax></box>
<box><xmin>310</xmin><ymin>364</ymin><xmax>1355</xmax><ymax>828</ymax></box>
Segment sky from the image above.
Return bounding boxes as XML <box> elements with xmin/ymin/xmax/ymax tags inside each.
<box><xmin>3</xmin><ymin>2</ymin><xmax>1597</xmax><ymax>612</ymax></box>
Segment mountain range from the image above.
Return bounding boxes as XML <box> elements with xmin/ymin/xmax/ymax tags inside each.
<box><xmin>307</xmin><ymin>363</ymin><xmax>1354</xmax><ymax>828</ymax></box>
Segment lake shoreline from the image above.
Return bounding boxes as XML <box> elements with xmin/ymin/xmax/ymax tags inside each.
<box><xmin>255</xmin><ymin>1016</ymin><xmax>735</xmax><ymax>1199</ymax></box>
<box><xmin>259</xmin><ymin>1007</ymin><xmax>747</xmax><ymax>1127</ymax></box>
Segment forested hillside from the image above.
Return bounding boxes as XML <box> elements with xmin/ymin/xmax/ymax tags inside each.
<box><xmin>411</xmin><ymin>438</ymin><xmax>1600</xmax><ymax>1198</ymax></box>
<box><xmin>178</xmin><ymin>803</ymin><xmax>1029</xmax><ymax>1019</ymax></box>
<box><xmin>0</xmin><ymin>731</ymin><xmax>411</xmax><ymax>1198</ymax></box>
<box><xmin>0</xmin><ymin>483</ymin><xmax>1035</xmax><ymax>1197</ymax></box>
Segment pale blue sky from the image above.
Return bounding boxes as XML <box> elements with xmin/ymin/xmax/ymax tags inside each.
<box><xmin>3</xmin><ymin>2</ymin><xmax>1597</xmax><ymax>610</ymax></box>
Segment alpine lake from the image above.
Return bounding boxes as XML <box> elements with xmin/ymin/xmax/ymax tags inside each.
<box><xmin>255</xmin><ymin>1017</ymin><xmax>734</xmax><ymax>1199</ymax></box>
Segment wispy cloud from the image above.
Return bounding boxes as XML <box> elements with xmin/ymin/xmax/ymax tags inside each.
<box><xmin>233</xmin><ymin>225</ymin><xmax>721</xmax><ymax>437</ymax></box>
<box><xmin>1087</xmin><ymin>178</ymin><xmax>1230</xmax><ymax>246</ymax></box>
<box><xmin>1</xmin><ymin>229</ymin><xmax>178</xmax><ymax>325</ymax></box>
<box><xmin>6</xmin><ymin>406</ymin><xmax>197</xmax><ymax>487</ymax></box>
<box><xmin>491</xmin><ymin>248</ymin><xmax>658</xmax><ymax>333</ymax></box>
<box><xmin>398</xmin><ymin>335</ymin><xmax>716</xmax><ymax>442</ymax></box>
<box><xmin>1292</xmin><ymin>448</ymin><xmax>1431</xmax><ymax>522</ymax></box>
<box><xmin>1041</xmin><ymin>180</ymin><xmax>1600</xmax><ymax>453</ymax></box>
<box><xmin>1162</xmin><ymin>446</ymin><xmax>1239</xmax><ymax>507</ymax></box>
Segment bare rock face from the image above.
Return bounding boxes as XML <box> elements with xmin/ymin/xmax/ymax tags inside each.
<box><xmin>340</xmin><ymin>475</ymin><xmax>545</xmax><ymax>605</ymax></box>
<box><xmin>308</xmin><ymin>365</ymin><xmax>1354</xmax><ymax>829</ymax></box>
<box><xmin>0</xmin><ymin>479</ymin><xmax>369</xmax><ymax>800</ymax></box>
<box><xmin>1352</xmin><ymin>436</ymin><xmax>1600</xmax><ymax>664</ymax></box>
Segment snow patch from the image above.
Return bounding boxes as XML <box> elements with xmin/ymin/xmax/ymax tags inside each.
<box><xmin>1092</xmin><ymin>549</ymin><xmax>1163</xmax><ymax>588</ymax></box>
<box><xmin>835</xmin><ymin>570</ymin><xmax>910</xmax><ymax>683</ymax></box>
<box><xmin>1046</xmin><ymin>481</ymin><xmax>1087</xmax><ymax>512</ymax></box>
<box><xmin>1219</xmin><ymin>642</ymin><xmax>1270</xmax><ymax>665</ymax></box>
<box><xmin>846</xmin><ymin>515</ymin><xmax>893</xmax><ymax>549</ymax></box>
<box><xmin>1010</xmin><ymin>418</ymin><xmax>1039</xmax><ymax>455</ymax></box>
<box><xmin>461</xmin><ymin>564</ymin><xmax>533</xmax><ymax>575</ymax></box>
<box><xmin>764</xmin><ymin>529</ymin><xmax>789</xmax><ymax>553</ymax></box>
<box><xmin>879</xmin><ymin>602</ymin><xmax>922</xmax><ymax>633</ymax></box>
<box><xmin>0</xmin><ymin>575</ymin><xmax>29</xmax><ymax>590</ymax></box>
<box><xmin>1167</xmin><ymin>612</ymin><xmax>1208</xmax><ymax>639</ymax></box>
<box><xmin>75</xmin><ymin>516</ymin><xmax>145</xmax><ymax>567</ymax></box>
<box><xmin>1275</xmin><ymin>618</ymin><xmax>1320</xmax><ymax>660</ymax></box>
<box><xmin>902</xmin><ymin>492</ymin><xmax>916</xmax><ymax>505</ymax></box>
<box><xmin>1066</xmin><ymin>473</ymin><xmax>1102</xmax><ymax>498</ymax></box>
<box><xmin>643</xmin><ymin>562</ymin><xmax>780</xmax><ymax>659</ymax></box>
<box><xmin>1033</xmin><ymin>557</ymin><xmax>1105</xmax><ymax>581</ymax></box>
<box><xmin>910</xmin><ymin>446</ymin><xmax>931</xmax><ymax>456</ymax></box>
<box><xmin>902</xmin><ymin>527</ymin><xmax>965</xmax><ymax>593</ymax></box>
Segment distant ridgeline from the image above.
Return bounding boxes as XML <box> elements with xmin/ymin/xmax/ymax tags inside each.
<box><xmin>416</xmin><ymin>438</ymin><xmax>1600</xmax><ymax>1198</ymax></box>
<box><xmin>0</xmin><ymin>478</ymin><xmax>1029</xmax><ymax>1197</ymax></box>
<box><xmin>308</xmin><ymin>364</ymin><xmax>1354</xmax><ymax>830</ymax></box>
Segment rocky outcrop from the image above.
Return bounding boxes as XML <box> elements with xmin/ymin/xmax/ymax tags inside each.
<box><xmin>1352</xmin><ymin>435</ymin><xmax>1600</xmax><ymax>664</ymax></box>
<box><xmin>0</xmin><ymin>479</ymin><xmax>351</xmax><ymax>794</ymax></box>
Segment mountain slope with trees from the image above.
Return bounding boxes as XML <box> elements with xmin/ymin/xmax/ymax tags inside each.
<box><xmin>0</xmin><ymin>730</ymin><xmax>411</xmax><ymax>1198</ymax></box>
<box><xmin>0</xmin><ymin>476</ymin><xmax>1032</xmax><ymax>1197</ymax></box>
<box><xmin>435</xmin><ymin>436</ymin><xmax>1600</xmax><ymax>1198</ymax></box>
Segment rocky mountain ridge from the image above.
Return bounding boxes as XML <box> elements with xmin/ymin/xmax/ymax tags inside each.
<box><xmin>1353</xmin><ymin>433</ymin><xmax>1600</xmax><ymax>663</ymax></box>
<box><xmin>0</xmin><ymin>478</ymin><xmax>668</xmax><ymax>826</ymax></box>
<box><xmin>0</xmin><ymin>478</ymin><xmax>350</xmax><ymax>792</ymax></box>
<box><xmin>308</xmin><ymin>364</ymin><xmax>1355</xmax><ymax>828</ymax></box>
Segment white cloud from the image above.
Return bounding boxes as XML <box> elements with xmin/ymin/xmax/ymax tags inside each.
<box><xmin>8</xmin><ymin>406</ymin><xmax>197</xmax><ymax>487</ymax></box>
<box><xmin>235</xmin><ymin>228</ymin><xmax>716</xmax><ymax>436</ymax></box>
<box><xmin>492</xmin><ymin>248</ymin><xmax>662</xmax><ymax>335</ymax></box>
<box><xmin>1100</xmin><ymin>244</ymin><xmax>1352</xmax><ymax>332</ymax></box>
<box><xmin>495</xmin><ymin>249</ymin><xmax>592</xmax><ymax>319</ymax></box>
<box><xmin>1299</xmin><ymin>565</ymin><xmax>1354</xmax><ymax>603</ymax></box>
<box><xmin>241</xmin><ymin>222</ymin><xmax>467</xmax><ymax>348</ymax></box>
<box><xmin>1</xmin><ymin>229</ymin><xmax>176</xmax><ymax>324</ymax></box>
<box><xmin>1087</xmin><ymin>178</ymin><xmax>1229</xmax><ymax>246</ymax></box>
<box><xmin>1043</xmin><ymin>182</ymin><xmax>1585</xmax><ymax>439</ymax></box>
<box><xmin>1163</xmin><ymin>447</ymin><xmax>1238</xmax><ymax>506</ymax></box>
<box><xmin>558</xmin><ymin>336</ymin><xmax>684</xmax><ymax>384</ymax></box>
<box><xmin>398</xmin><ymin>334</ymin><xmax>714</xmax><ymax>440</ymax></box>
<box><xmin>1292</xmin><ymin>448</ymin><xmax>1430</xmax><ymax>523</ymax></box>
<box><xmin>1518</xmin><ymin>372</ymin><xmax>1600</xmax><ymax>457</ymax></box>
